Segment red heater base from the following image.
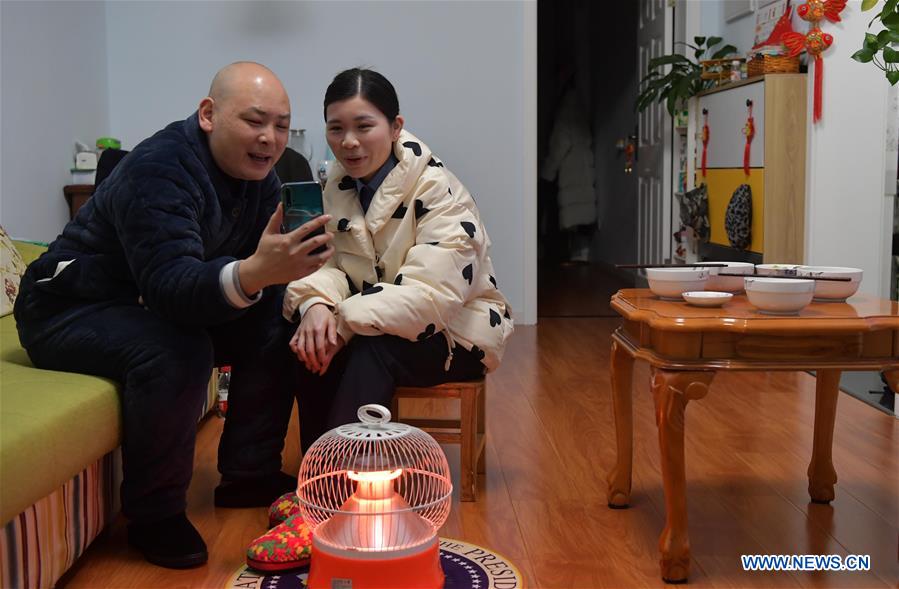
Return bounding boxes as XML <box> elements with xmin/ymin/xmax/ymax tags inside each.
<box><xmin>307</xmin><ymin>537</ymin><xmax>443</xmax><ymax>589</ymax></box>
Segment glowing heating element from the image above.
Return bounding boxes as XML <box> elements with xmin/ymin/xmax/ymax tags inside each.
<box><xmin>299</xmin><ymin>404</ymin><xmax>452</xmax><ymax>589</ymax></box>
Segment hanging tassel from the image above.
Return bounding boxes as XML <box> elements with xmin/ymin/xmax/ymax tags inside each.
<box><xmin>813</xmin><ymin>54</ymin><xmax>823</xmax><ymax>122</ymax></box>
<box><xmin>701</xmin><ymin>110</ymin><xmax>710</xmax><ymax>178</ymax></box>
<box><xmin>743</xmin><ymin>101</ymin><xmax>754</xmax><ymax>176</ymax></box>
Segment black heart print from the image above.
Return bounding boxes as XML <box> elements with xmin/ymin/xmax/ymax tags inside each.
<box><xmin>338</xmin><ymin>218</ymin><xmax>350</xmax><ymax>232</ymax></box>
<box><xmin>394</xmin><ymin>274</ymin><xmax>403</xmax><ymax>285</ymax></box>
<box><xmin>361</xmin><ymin>285</ymin><xmax>383</xmax><ymax>296</ymax></box>
<box><xmin>427</xmin><ymin>157</ymin><xmax>444</xmax><ymax>168</ymax></box>
<box><xmin>346</xmin><ymin>275</ymin><xmax>359</xmax><ymax>295</ymax></box>
<box><xmin>417</xmin><ymin>323</ymin><xmax>436</xmax><ymax>341</ymax></box>
<box><xmin>392</xmin><ymin>204</ymin><xmax>408</xmax><ymax>219</ymax></box>
<box><xmin>470</xmin><ymin>345</ymin><xmax>486</xmax><ymax>361</ymax></box>
<box><xmin>461</xmin><ymin>221</ymin><xmax>476</xmax><ymax>238</ymax></box>
<box><xmin>462</xmin><ymin>264</ymin><xmax>473</xmax><ymax>285</ymax></box>
<box><xmin>489</xmin><ymin>275</ymin><xmax>497</xmax><ymax>289</ymax></box>
<box><xmin>415</xmin><ymin>199</ymin><xmax>430</xmax><ymax>220</ymax></box>
<box><xmin>489</xmin><ymin>309</ymin><xmax>501</xmax><ymax>327</ymax></box>
<box><xmin>362</xmin><ymin>280</ymin><xmax>374</xmax><ymax>291</ymax></box>
<box><xmin>504</xmin><ymin>308</ymin><xmax>511</xmax><ymax>320</ymax></box>
<box><xmin>428</xmin><ymin>241</ymin><xmax>440</xmax><ymax>246</ymax></box>
<box><xmin>403</xmin><ymin>141</ymin><xmax>422</xmax><ymax>156</ymax></box>
<box><xmin>338</xmin><ymin>176</ymin><xmax>355</xmax><ymax>191</ymax></box>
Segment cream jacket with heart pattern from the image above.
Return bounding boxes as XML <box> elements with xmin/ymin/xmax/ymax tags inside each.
<box><xmin>282</xmin><ymin>130</ymin><xmax>513</xmax><ymax>372</ymax></box>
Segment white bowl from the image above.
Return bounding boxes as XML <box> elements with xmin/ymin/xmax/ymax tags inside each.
<box><xmin>682</xmin><ymin>291</ymin><xmax>733</xmax><ymax>307</ymax></box>
<box><xmin>744</xmin><ymin>277</ymin><xmax>815</xmax><ymax>314</ymax></box>
<box><xmin>796</xmin><ymin>266</ymin><xmax>863</xmax><ymax>302</ymax></box>
<box><xmin>756</xmin><ymin>263</ymin><xmax>800</xmax><ymax>277</ymax></box>
<box><xmin>705</xmin><ymin>262</ymin><xmax>755</xmax><ymax>292</ymax></box>
<box><xmin>646</xmin><ymin>268</ymin><xmax>710</xmax><ymax>300</ymax></box>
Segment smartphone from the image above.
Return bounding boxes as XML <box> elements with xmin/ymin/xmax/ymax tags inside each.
<box><xmin>281</xmin><ymin>181</ymin><xmax>326</xmax><ymax>254</ymax></box>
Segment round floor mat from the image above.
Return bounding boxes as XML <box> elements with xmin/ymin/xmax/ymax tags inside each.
<box><xmin>225</xmin><ymin>537</ymin><xmax>524</xmax><ymax>589</ymax></box>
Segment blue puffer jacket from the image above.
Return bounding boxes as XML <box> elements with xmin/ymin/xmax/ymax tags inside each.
<box><xmin>15</xmin><ymin>113</ymin><xmax>279</xmax><ymax>347</ymax></box>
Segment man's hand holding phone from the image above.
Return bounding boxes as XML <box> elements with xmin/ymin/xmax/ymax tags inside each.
<box><xmin>238</xmin><ymin>203</ymin><xmax>334</xmax><ymax>296</ymax></box>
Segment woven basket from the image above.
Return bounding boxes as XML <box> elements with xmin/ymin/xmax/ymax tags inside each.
<box><xmin>747</xmin><ymin>54</ymin><xmax>800</xmax><ymax>77</ymax></box>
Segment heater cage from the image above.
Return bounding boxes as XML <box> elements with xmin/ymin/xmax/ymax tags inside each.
<box><xmin>297</xmin><ymin>404</ymin><xmax>453</xmax><ymax>554</ymax></box>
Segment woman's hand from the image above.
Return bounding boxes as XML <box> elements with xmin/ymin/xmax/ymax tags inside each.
<box><xmin>290</xmin><ymin>303</ymin><xmax>338</xmax><ymax>374</ymax></box>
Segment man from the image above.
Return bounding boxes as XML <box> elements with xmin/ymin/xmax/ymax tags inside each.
<box><xmin>14</xmin><ymin>62</ymin><xmax>332</xmax><ymax>568</ymax></box>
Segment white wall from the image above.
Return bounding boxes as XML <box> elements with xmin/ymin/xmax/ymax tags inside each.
<box><xmin>804</xmin><ymin>0</ymin><xmax>894</xmax><ymax>297</ymax></box>
<box><xmin>0</xmin><ymin>1</ymin><xmax>109</xmax><ymax>242</ymax></box>
<box><xmin>104</xmin><ymin>0</ymin><xmax>535</xmax><ymax>322</ymax></box>
<box><xmin>699</xmin><ymin>0</ymin><xmax>756</xmax><ymax>54</ymax></box>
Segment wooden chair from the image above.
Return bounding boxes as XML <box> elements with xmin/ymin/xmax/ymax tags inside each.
<box><xmin>391</xmin><ymin>379</ymin><xmax>486</xmax><ymax>501</ymax></box>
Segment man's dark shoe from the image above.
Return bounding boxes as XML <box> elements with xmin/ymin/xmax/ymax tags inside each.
<box><xmin>127</xmin><ymin>512</ymin><xmax>207</xmax><ymax>568</ymax></box>
<box><xmin>214</xmin><ymin>471</ymin><xmax>298</xmax><ymax>508</ymax></box>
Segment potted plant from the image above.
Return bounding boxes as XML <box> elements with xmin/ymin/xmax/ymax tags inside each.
<box><xmin>851</xmin><ymin>0</ymin><xmax>899</xmax><ymax>85</ymax></box>
<box><xmin>637</xmin><ymin>36</ymin><xmax>738</xmax><ymax>116</ymax></box>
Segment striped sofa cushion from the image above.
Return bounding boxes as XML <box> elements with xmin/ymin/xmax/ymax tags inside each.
<box><xmin>0</xmin><ymin>379</ymin><xmax>218</xmax><ymax>589</ymax></box>
<box><xmin>0</xmin><ymin>450</ymin><xmax>121</xmax><ymax>589</ymax></box>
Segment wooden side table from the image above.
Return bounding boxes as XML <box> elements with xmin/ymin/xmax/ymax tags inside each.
<box><xmin>63</xmin><ymin>184</ymin><xmax>94</xmax><ymax>220</ymax></box>
<box><xmin>607</xmin><ymin>289</ymin><xmax>899</xmax><ymax>583</ymax></box>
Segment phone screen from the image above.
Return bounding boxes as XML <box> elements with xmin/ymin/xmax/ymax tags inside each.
<box><xmin>281</xmin><ymin>181</ymin><xmax>326</xmax><ymax>254</ymax></box>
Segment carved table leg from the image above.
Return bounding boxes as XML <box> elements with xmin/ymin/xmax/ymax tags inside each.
<box><xmin>808</xmin><ymin>369</ymin><xmax>840</xmax><ymax>504</ymax></box>
<box><xmin>607</xmin><ymin>338</ymin><xmax>635</xmax><ymax>508</ymax></box>
<box><xmin>651</xmin><ymin>368</ymin><xmax>714</xmax><ymax>584</ymax></box>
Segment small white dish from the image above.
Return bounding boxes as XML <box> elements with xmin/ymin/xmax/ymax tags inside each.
<box><xmin>682</xmin><ymin>291</ymin><xmax>733</xmax><ymax>307</ymax></box>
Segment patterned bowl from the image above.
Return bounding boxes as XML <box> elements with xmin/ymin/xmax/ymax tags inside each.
<box><xmin>646</xmin><ymin>268</ymin><xmax>710</xmax><ymax>300</ymax></box>
<box><xmin>797</xmin><ymin>266</ymin><xmax>863</xmax><ymax>302</ymax></box>
<box><xmin>705</xmin><ymin>262</ymin><xmax>755</xmax><ymax>292</ymax></box>
<box><xmin>744</xmin><ymin>277</ymin><xmax>815</xmax><ymax>315</ymax></box>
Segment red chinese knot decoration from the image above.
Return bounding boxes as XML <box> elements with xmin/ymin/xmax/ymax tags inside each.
<box><xmin>782</xmin><ymin>0</ymin><xmax>847</xmax><ymax>123</ymax></box>
<box><xmin>743</xmin><ymin>101</ymin><xmax>755</xmax><ymax>176</ymax></box>
<box><xmin>701</xmin><ymin>109</ymin><xmax>710</xmax><ymax>178</ymax></box>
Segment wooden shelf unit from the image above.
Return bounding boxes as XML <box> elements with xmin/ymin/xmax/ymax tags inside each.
<box><xmin>689</xmin><ymin>74</ymin><xmax>807</xmax><ymax>263</ymax></box>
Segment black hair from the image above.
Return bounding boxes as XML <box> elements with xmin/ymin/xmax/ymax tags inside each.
<box><xmin>323</xmin><ymin>68</ymin><xmax>400</xmax><ymax>122</ymax></box>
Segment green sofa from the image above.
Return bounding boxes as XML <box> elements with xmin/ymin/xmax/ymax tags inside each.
<box><xmin>0</xmin><ymin>241</ymin><xmax>215</xmax><ymax>588</ymax></box>
<box><xmin>1</xmin><ymin>242</ymin><xmax>122</xmax><ymax>526</ymax></box>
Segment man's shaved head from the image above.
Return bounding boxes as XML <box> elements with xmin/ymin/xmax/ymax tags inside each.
<box><xmin>207</xmin><ymin>61</ymin><xmax>285</xmax><ymax>105</ymax></box>
<box><xmin>198</xmin><ymin>62</ymin><xmax>291</xmax><ymax>180</ymax></box>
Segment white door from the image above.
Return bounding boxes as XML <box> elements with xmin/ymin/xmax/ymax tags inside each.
<box><xmin>637</xmin><ymin>0</ymin><xmax>673</xmax><ymax>264</ymax></box>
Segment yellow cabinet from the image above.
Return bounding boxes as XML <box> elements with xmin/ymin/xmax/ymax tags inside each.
<box><xmin>693</xmin><ymin>74</ymin><xmax>807</xmax><ymax>263</ymax></box>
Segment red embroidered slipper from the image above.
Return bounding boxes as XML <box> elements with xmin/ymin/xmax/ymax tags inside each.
<box><xmin>267</xmin><ymin>491</ymin><xmax>300</xmax><ymax>528</ymax></box>
<box><xmin>246</xmin><ymin>513</ymin><xmax>313</xmax><ymax>572</ymax></box>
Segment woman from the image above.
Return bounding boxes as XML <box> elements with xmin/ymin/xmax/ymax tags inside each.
<box><xmin>284</xmin><ymin>68</ymin><xmax>513</xmax><ymax>450</ymax></box>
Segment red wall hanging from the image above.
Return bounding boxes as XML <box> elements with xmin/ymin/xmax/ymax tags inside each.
<box><xmin>701</xmin><ymin>108</ymin><xmax>710</xmax><ymax>178</ymax></box>
<box><xmin>743</xmin><ymin>99</ymin><xmax>755</xmax><ymax>176</ymax></box>
<box><xmin>783</xmin><ymin>0</ymin><xmax>847</xmax><ymax>123</ymax></box>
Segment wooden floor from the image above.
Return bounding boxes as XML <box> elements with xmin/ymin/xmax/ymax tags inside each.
<box><xmin>60</xmin><ymin>319</ymin><xmax>898</xmax><ymax>588</ymax></box>
<box><xmin>537</xmin><ymin>263</ymin><xmax>633</xmax><ymax>317</ymax></box>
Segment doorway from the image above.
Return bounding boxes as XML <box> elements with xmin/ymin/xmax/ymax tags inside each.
<box><xmin>537</xmin><ymin>0</ymin><xmax>640</xmax><ymax>317</ymax></box>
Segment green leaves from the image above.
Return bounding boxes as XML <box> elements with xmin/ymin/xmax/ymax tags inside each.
<box><xmin>854</xmin><ymin>0</ymin><xmax>899</xmax><ymax>85</ymax></box>
<box><xmin>852</xmin><ymin>48</ymin><xmax>876</xmax><ymax>63</ymax></box>
<box><xmin>711</xmin><ymin>44</ymin><xmax>739</xmax><ymax>60</ymax></box>
<box><xmin>636</xmin><ymin>35</ymin><xmax>738</xmax><ymax>115</ymax></box>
